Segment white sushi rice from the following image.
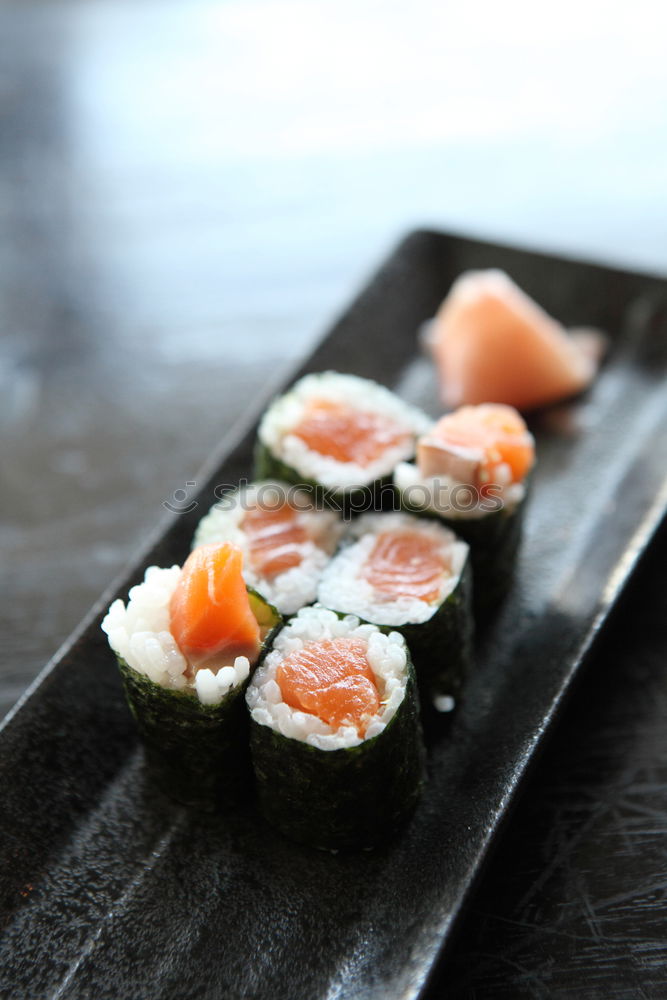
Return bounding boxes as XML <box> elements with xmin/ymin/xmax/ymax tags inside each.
<box><xmin>393</xmin><ymin>460</ymin><xmax>525</xmax><ymax>520</ymax></box>
<box><xmin>247</xmin><ymin>606</ymin><xmax>408</xmax><ymax>750</ymax></box>
<box><xmin>257</xmin><ymin>372</ymin><xmax>430</xmax><ymax>491</ymax></box>
<box><xmin>101</xmin><ymin>565</ymin><xmax>251</xmax><ymax>706</ymax></box>
<box><xmin>193</xmin><ymin>481</ymin><xmax>344</xmax><ymax>615</ymax></box>
<box><xmin>317</xmin><ymin>512</ymin><xmax>468</xmax><ymax>626</ymax></box>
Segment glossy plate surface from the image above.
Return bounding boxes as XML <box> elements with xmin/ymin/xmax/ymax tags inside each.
<box><xmin>1</xmin><ymin>230</ymin><xmax>666</xmax><ymax>1000</ymax></box>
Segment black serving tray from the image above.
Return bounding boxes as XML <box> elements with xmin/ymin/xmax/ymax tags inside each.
<box><xmin>1</xmin><ymin>231</ymin><xmax>666</xmax><ymax>1000</ymax></box>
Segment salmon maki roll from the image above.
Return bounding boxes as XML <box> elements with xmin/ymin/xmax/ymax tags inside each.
<box><xmin>394</xmin><ymin>403</ymin><xmax>536</xmax><ymax>615</ymax></box>
<box><xmin>247</xmin><ymin>606</ymin><xmax>425</xmax><ymax>850</ymax></box>
<box><xmin>101</xmin><ymin>542</ymin><xmax>281</xmax><ymax>808</ymax></box>
<box><xmin>317</xmin><ymin>512</ymin><xmax>473</xmax><ymax>709</ymax></box>
<box><xmin>193</xmin><ymin>481</ymin><xmax>344</xmax><ymax>615</ymax></box>
<box><xmin>255</xmin><ymin>372</ymin><xmax>430</xmax><ymax>513</ymax></box>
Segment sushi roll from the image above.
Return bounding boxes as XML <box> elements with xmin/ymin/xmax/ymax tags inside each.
<box><xmin>317</xmin><ymin>512</ymin><xmax>473</xmax><ymax>709</ymax></box>
<box><xmin>101</xmin><ymin>542</ymin><xmax>281</xmax><ymax>809</ymax></box>
<box><xmin>247</xmin><ymin>606</ymin><xmax>425</xmax><ymax>850</ymax></box>
<box><xmin>192</xmin><ymin>480</ymin><xmax>344</xmax><ymax>615</ymax></box>
<box><xmin>394</xmin><ymin>403</ymin><xmax>535</xmax><ymax>615</ymax></box>
<box><xmin>255</xmin><ymin>371</ymin><xmax>430</xmax><ymax>513</ymax></box>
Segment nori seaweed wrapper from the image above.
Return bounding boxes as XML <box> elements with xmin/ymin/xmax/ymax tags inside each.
<box><xmin>254</xmin><ymin>439</ymin><xmax>398</xmax><ymax>519</ymax></box>
<box><xmin>249</xmin><ymin>651</ymin><xmax>425</xmax><ymax>851</ymax></box>
<box><xmin>398</xmin><ymin>555</ymin><xmax>474</xmax><ymax>705</ymax></box>
<box><xmin>440</xmin><ymin>500</ymin><xmax>527</xmax><ymax>618</ymax></box>
<box><xmin>117</xmin><ymin>658</ymin><xmax>250</xmax><ymax>810</ymax></box>
<box><xmin>117</xmin><ymin>588</ymin><xmax>281</xmax><ymax>811</ymax></box>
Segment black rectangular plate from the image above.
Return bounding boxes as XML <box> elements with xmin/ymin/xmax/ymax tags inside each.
<box><xmin>2</xmin><ymin>230</ymin><xmax>667</xmax><ymax>1000</ymax></box>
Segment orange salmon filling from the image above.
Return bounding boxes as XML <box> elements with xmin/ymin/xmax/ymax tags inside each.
<box><xmin>362</xmin><ymin>530</ymin><xmax>449</xmax><ymax>604</ymax></box>
<box><xmin>291</xmin><ymin>398</ymin><xmax>410</xmax><ymax>467</ymax></box>
<box><xmin>169</xmin><ymin>542</ymin><xmax>261</xmax><ymax>671</ymax></box>
<box><xmin>276</xmin><ymin>637</ymin><xmax>380</xmax><ymax>736</ymax></box>
<box><xmin>242</xmin><ymin>501</ymin><xmax>308</xmax><ymax>580</ymax></box>
<box><xmin>430</xmin><ymin>404</ymin><xmax>534</xmax><ymax>485</ymax></box>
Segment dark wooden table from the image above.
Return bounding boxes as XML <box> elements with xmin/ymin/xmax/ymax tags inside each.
<box><xmin>3</xmin><ymin>2</ymin><xmax>667</xmax><ymax>996</ymax></box>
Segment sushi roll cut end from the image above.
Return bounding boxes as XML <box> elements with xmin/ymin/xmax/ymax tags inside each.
<box><xmin>395</xmin><ymin>402</ymin><xmax>535</xmax><ymax>520</ymax></box>
<box><xmin>318</xmin><ymin>512</ymin><xmax>469</xmax><ymax>628</ymax></box>
<box><xmin>417</xmin><ymin>404</ymin><xmax>535</xmax><ymax>493</ymax></box>
<box><xmin>256</xmin><ymin>372</ymin><xmax>430</xmax><ymax>499</ymax></box>
<box><xmin>317</xmin><ymin>512</ymin><xmax>474</xmax><ymax>705</ymax></box>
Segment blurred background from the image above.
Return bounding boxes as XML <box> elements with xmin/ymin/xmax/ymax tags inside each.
<box><xmin>2</xmin><ymin>1</ymin><xmax>667</xmax><ymax>993</ymax></box>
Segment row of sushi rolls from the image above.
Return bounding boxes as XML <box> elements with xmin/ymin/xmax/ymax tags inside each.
<box><xmin>102</xmin><ymin>270</ymin><xmax>604</xmax><ymax>850</ymax></box>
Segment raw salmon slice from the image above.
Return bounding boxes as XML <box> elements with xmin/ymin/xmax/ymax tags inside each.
<box><xmin>170</xmin><ymin>542</ymin><xmax>261</xmax><ymax>671</ymax></box>
<box><xmin>418</xmin><ymin>403</ymin><xmax>535</xmax><ymax>487</ymax></box>
<box><xmin>362</xmin><ymin>530</ymin><xmax>450</xmax><ymax>604</ymax></box>
<box><xmin>277</xmin><ymin>637</ymin><xmax>380</xmax><ymax>736</ymax></box>
<box><xmin>431</xmin><ymin>270</ymin><xmax>605</xmax><ymax>411</ymax></box>
<box><xmin>242</xmin><ymin>501</ymin><xmax>308</xmax><ymax>579</ymax></box>
<box><xmin>291</xmin><ymin>398</ymin><xmax>411</xmax><ymax>467</ymax></box>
